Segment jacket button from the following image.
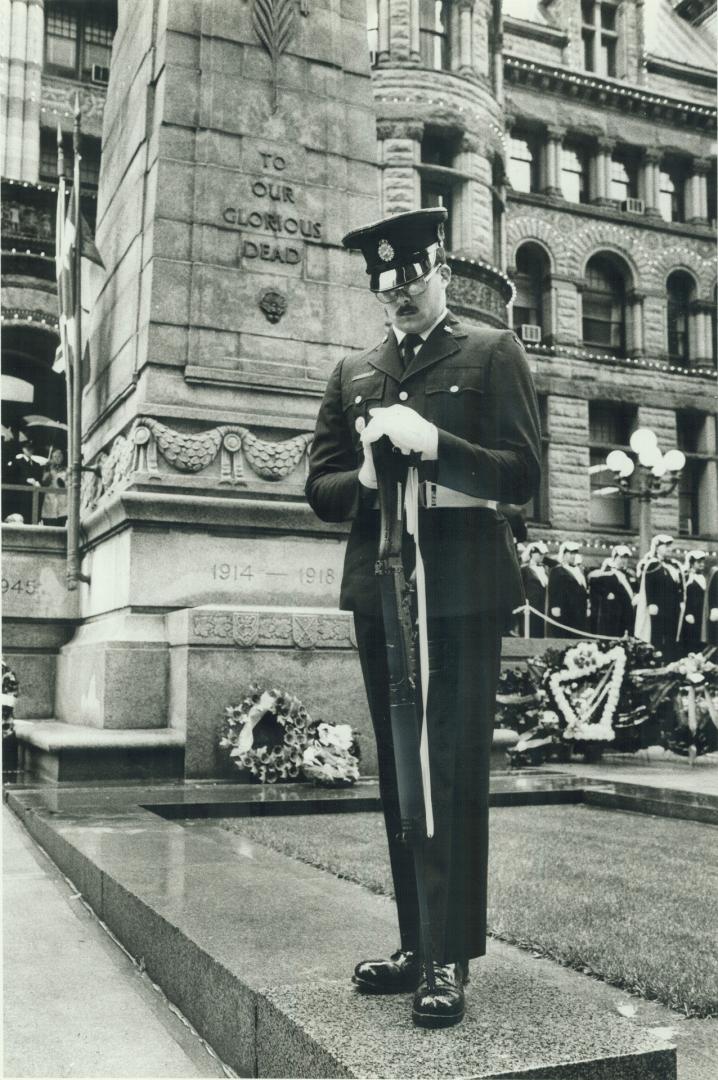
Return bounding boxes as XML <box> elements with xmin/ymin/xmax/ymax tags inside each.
<box><xmin>450</xmin><ymin>385</ymin><xmax>459</xmax><ymax>393</ymax></box>
<box><xmin>399</xmin><ymin>391</ymin><xmax>408</xmax><ymax>401</ymax></box>
<box><xmin>354</xmin><ymin>395</ymin><xmax>362</xmax><ymax>404</ymax></box>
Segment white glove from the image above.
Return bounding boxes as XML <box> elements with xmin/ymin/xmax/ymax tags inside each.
<box><xmin>363</xmin><ymin>404</ymin><xmax>439</xmax><ymax>460</ymax></box>
<box><xmin>355</xmin><ymin>417</ymin><xmax>377</xmax><ymax>489</ymax></box>
<box><xmin>358</xmin><ymin>441</ymin><xmax>377</xmax><ymax>489</ymax></box>
<box><xmin>685</xmin><ymin>614</ymin><xmax>695</xmax><ymax>624</ymax></box>
<box><xmin>551</xmin><ymin>607</ymin><xmax>561</xmax><ymax>617</ymax></box>
<box><xmin>648</xmin><ymin>604</ymin><xmax>659</xmax><ymax>615</ymax></box>
<box><xmin>710</xmin><ymin>608</ymin><xmax>718</xmax><ymax>623</ymax></box>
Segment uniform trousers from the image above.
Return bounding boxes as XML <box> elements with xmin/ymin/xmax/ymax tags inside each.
<box><xmin>353</xmin><ymin>610</ymin><xmax>502</xmax><ymax>964</ymax></box>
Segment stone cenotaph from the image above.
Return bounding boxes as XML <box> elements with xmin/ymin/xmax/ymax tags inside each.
<box><xmin>54</xmin><ymin>0</ymin><xmax>385</xmax><ymax>776</ymax></box>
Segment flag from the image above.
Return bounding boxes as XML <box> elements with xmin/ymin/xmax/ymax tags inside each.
<box><xmin>54</xmin><ymin>150</ymin><xmax>104</xmax><ymax>385</ymax></box>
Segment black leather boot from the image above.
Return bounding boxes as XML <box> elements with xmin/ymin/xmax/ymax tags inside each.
<box><xmin>353</xmin><ymin>949</ymin><xmax>422</xmax><ymax>994</ymax></box>
<box><xmin>411</xmin><ymin>960</ymin><xmax>469</xmax><ymax>1028</ymax></box>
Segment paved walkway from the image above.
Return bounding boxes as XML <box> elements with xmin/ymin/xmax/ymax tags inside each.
<box><xmin>3</xmin><ymin>804</ymin><xmax>229</xmax><ymax>1079</ymax></box>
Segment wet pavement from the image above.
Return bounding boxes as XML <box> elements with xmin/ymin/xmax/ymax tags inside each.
<box><xmin>2</xmin><ymin>804</ymin><xmax>228</xmax><ymax>1079</ymax></box>
<box><xmin>5</xmin><ymin>770</ymin><xmax>702</xmax><ymax>1078</ymax></box>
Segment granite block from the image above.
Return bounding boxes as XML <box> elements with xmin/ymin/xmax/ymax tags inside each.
<box><xmin>258</xmin><ymin>970</ymin><xmax>675</xmax><ymax>1079</ymax></box>
<box><xmin>100</xmin><ymin>876</ymin><xmax>258</xmax><ymax>1078</ymax></box>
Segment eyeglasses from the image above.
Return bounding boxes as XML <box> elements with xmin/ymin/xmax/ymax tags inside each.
<box><xmin>374</xmin><ymin>265</ymin><xmax>439</xmax><ymax>303</ymax></box>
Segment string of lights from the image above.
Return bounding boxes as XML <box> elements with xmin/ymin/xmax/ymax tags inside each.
<box><xmin>524</xmin><ymin>340</ymin><xmax>717</xmax><ymax>379</ymax></box>
<box><xmin>504</xmin><ymin>56</ymin><xmax>716</xmax><ymax>119</ymax></box>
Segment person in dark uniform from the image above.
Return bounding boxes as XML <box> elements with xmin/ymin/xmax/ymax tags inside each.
<box><xmin>634</xmin><ymin>534</ymin><xmax>685</xmax><ymax>657</ymax></box>
<box><xmin>547</xmin><ymin>540</ymin><xmax>589</xmax><ymax>637</ymax></box>
<box><xmin>703</xmin><ymin>564</ymin><xmax>718</xmax><ymax>645</ymax></box>
<box><xmin>305</xmin><ymin>208</ymin><xmax>541</xmax><ymax>1029</ymax></box>
<box><xmin>681</xmin><ymin>550</ymin><xmax>707</xmax><ymax>650</ymax></box>
<box><xmin>5</xmin><ymin>436</ymin><xmax>43</xmax><ymax>522</ymax></box>
<box><xmin>587</xmin><ymin>557</ymin><xmax>611</xmax><ymax>634</ymax></box>
<box><xmin>594</xmin><ymin>544</ymin><xmax>635</xmax><ymax>638</ymax></box>
<box><xmin>519</xmin><ymin>540</ymin><xmax>548</xmax><ymax>637</ymax></box>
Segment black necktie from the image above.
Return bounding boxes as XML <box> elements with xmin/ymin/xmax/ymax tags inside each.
<box><xmin>401</xmin><ymin>333</ymin><xmax>423</xmax><ymax>369</ymax></box>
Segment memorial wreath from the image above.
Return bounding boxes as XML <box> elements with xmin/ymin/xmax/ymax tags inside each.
<box><xmin>220</xmin><ymin>685</ymin><xmax>360</xmax><ymax>785</ymax></box>
<box><xmin>498</xmin><ymin>640</ymin><xmax>718</xmax><ymax>766</ymax></box>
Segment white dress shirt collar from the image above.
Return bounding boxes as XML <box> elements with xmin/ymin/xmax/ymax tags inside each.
<box><xmin>394</xmin><ymin>308</ymin><xmax>448</xmax><ymax>346</ymax></box>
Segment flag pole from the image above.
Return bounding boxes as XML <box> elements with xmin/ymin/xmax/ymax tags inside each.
<box><xmin>68</xmin><ymin>92</ymin><xmax>90</xmax><ymax>589</ymax></box>
<box><xmin>56</xmin><ymin>124</ymin><xmax>72</xmax><ymax>466</ymax></box>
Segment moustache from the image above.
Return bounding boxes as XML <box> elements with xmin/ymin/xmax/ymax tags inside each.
<box><xmin>397</xmin><ymin>304</ymin><xmax>418</xmax><ymax>315</ymax></box>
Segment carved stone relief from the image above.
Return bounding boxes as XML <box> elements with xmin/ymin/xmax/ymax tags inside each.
<box><xmin>81</xmin><ymin>418</ymin><xmax>314</xmax><ymax>513</ymax></box>
<box><xmin>189</xmin><ymin>608</ymin><xmax>356</xmax><ymax>649</ymax></box>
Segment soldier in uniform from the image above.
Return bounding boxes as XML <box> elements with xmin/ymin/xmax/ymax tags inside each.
<box><xmin>634</xmin><ymin>534</ymin><xmax>685</xmax><ymax>657</ymax></box>
<box><xmin>587</xmin><ymin>557</ymin><xmax>611</xmax><ymax>634</ymax></box>
<box><xmin>306</xmin><ymin>208</ymin><xmax>541</xmax><ymax>1028</ymax></box>
<box><xmin>547</xmin><ymin>540</ymin><xmax>589</xmax><ymax>637</ymax></box>
<box><xmin>703</xmin><ymin>564</ymin><xmax>718</xmax><ymax>645</ymax></box>
<box><xmin>681</xmin><ymin>550</ymin><xmax>707</xmax><ymax>649</ymax></box>
<box><xmin>520</xmin><ymin>540</ymin><xmax>549</xmax><ymax>637</ymax></box>
<box><xmin>594</xmin><ymin>545</ymin><xmax>635</xmax><ymax>638</ymax></box>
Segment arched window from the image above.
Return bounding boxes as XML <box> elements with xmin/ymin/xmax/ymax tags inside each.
<box><xmin>666</xmin><ymin>271</ymin><xmax>695</xmax><ymax>364</ymax></box>
<box><xmin>513</xmin><ymin>243</ymin><xmax>550</xmax><ymax>342</ymax></box>
<box><xmin>583</xmin><ymin>255</ymin><xmax>627</xmax><ymax>354</ymax></box>
<box><xmin>419</xmin><ymin>1</ymin><xmax>449</xmax><ymax>70</ymax></box>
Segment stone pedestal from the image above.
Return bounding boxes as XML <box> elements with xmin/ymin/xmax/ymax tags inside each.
<box><xmin>53</xmin><ymin>0</ymin><xmax>384</xmax><ymax>745</ymax></box>
<box><xmin>167</xmin><ymin>603</ymin><xmax>375</xmax><ymax>777</ymax></box>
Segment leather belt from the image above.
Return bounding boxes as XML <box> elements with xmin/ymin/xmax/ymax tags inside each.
<box><xmin>420</xmin><ymin>483</ymin><xmax>497</xmax><ymax>510</ymax></box>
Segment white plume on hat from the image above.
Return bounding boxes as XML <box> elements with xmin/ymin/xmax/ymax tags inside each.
<box><xmin>558</xmin><ymin>540</ymin><xmax>580</xmax><ymax>559</ymax></box>
<box><xmin>648</xmin><ymin>534</ymin><xmax>673</xmax><ymax>556</ymax></box>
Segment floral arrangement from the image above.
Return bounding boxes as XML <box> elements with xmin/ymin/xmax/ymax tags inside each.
<box><xmin>220</xmin><ymin>686</ymin><xmax>360</xmax><ymax>786</ymax></box>
<box><xmin>548</xmin><ymin>641</ymin><xmax>627</xmax><ymax>742</ymax></box>
<box><xmin>631</xmin><ymin>652</ymin><xmax>718</xmax><ymax>760</ymax></box>
<box><xmin>494</xmin><ymin>638</ymin><xmax>718</xmax><ymax>767</ymax></box>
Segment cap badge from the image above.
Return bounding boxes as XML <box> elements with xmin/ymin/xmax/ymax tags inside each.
<box><xmin>377</xmin><ymin>239</ymin><xmax>394</xmax><ymax>262</ymax></box>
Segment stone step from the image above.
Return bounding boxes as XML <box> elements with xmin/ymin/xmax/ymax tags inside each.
<box><xmin>11</xmin><ymin>720</ymin><xmax>517</xmax><ymax>784</ymax></box>
<box><xmin>13</xmin><ymin>721</ymin><xmax>185</xmax><ymax>783</ymax></box>
<box><xmin>7</xmin><ymin>784</ymin><xmax>676</xmax><ymax>1079</ymax></box>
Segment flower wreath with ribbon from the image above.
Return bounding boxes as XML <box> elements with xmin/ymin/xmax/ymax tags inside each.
<box><xmin>220</xmin><ymin>686</ymin><xmax>360</xmax><ymax>786</ymax></box>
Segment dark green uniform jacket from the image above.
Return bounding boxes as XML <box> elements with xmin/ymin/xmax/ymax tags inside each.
<box><xmin>306</xmin><ymin>316</ymin><xmax>542</xmax><ymax>617</ymax></box>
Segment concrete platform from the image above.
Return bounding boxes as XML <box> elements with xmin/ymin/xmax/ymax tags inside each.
<box><xmin>6</xmin><ymin>780</ymin><xmax>677</xmax><ymax>1079</ymax></box>
<box><xmin>13</xmin><ymin>721</ymin><xmax>185</xmax><ymax>783</ymax></box>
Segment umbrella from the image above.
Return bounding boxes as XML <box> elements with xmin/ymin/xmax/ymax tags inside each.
<box><xmin>22</xmin><ymin>415</ymin><xmax>68</xmax><ymax>464</ymax></box>
<box><xmin>23</xmin><ymin>415</ymin><xmax>68</xmax><ymax>433</ymax></box>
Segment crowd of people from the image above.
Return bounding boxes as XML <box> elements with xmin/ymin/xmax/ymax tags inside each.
<box><xmin>2</xmin><ymin>431</ymin><xmax>67</xmax><ymax>526</ymax></box>
<box><xmin>516</xmin><ymin>535</ymin><xmax>718</xmax><ymax>654</ymax></box>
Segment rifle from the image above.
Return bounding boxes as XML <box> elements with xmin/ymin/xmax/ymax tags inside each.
<box><xmin>373</xmin><ymin>436</ymin><xmax>436</xmax><ymax>993</ymax></box>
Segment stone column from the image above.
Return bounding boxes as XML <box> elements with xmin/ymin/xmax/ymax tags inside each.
<box><xmin>689</xmin><ymin>301</ymin><xmax>714</xmax><ymax>368</ymax></box>
<box><xmin>686</xmin><ymin>158</ymin><xmax>710</xmax><ymax>224</ymax></box>
<box><xmin>377</xmin><ymin>0</ymin><xmax>391</xmax><ymax>62</ymax></box>
<box><xmin>542</xmin><ymin>124</ymin><xmax>564</xmax><ymax>197</ymax></box>
<box><xmin>3</xmin><ymin>0</ymin><xmax>29</xmax><ymax>179</ymax></box>
<box><xmin>377</xmin><ymin>120</ymin><xmax>423</xmax><ymax>215</ymax></box>
<box><xmin>641</xmin><ymin>147</ymin><xmax>661</xmax><ymax>218</ymax></box>
<box><xmin>21</xmin><ymin>0</ymin><xmax>43</xmax><ymax>182</ymax></box>
<box><xmin>592</xmin><ymin>137</ymin><xmax>615</xmax><ymax>205</ymax></box>
<box><xmin>457</xmin><ymin>0</ymin><xmax>475</xmax><ymax>73</ymax></box>
<box><xmin>409</xmin><ymin>0</ymin><xmax>421</xmax><ymax>61</ymax></box>
<box><xmin>626</xmin><ymin>290</ymin><xmax>644</xmax><ymax>356</ymax></box>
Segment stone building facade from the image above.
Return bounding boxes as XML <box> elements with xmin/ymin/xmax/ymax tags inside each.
<box><xmin>2</xmin><ymin>0</ymin><xmax>717</xmax><ymax>562</ymax></box>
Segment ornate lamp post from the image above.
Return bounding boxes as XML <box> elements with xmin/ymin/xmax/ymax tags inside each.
<box><xmin>590</xmin><ymin>427</ymin><xmax>686</xmax><ymax>556</ymax></box>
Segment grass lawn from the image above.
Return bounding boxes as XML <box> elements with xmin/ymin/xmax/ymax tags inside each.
<box><xmin>219</xmin><ymin>805</ymin><xmax>718</xmax><ymax>1018</ymax></box>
